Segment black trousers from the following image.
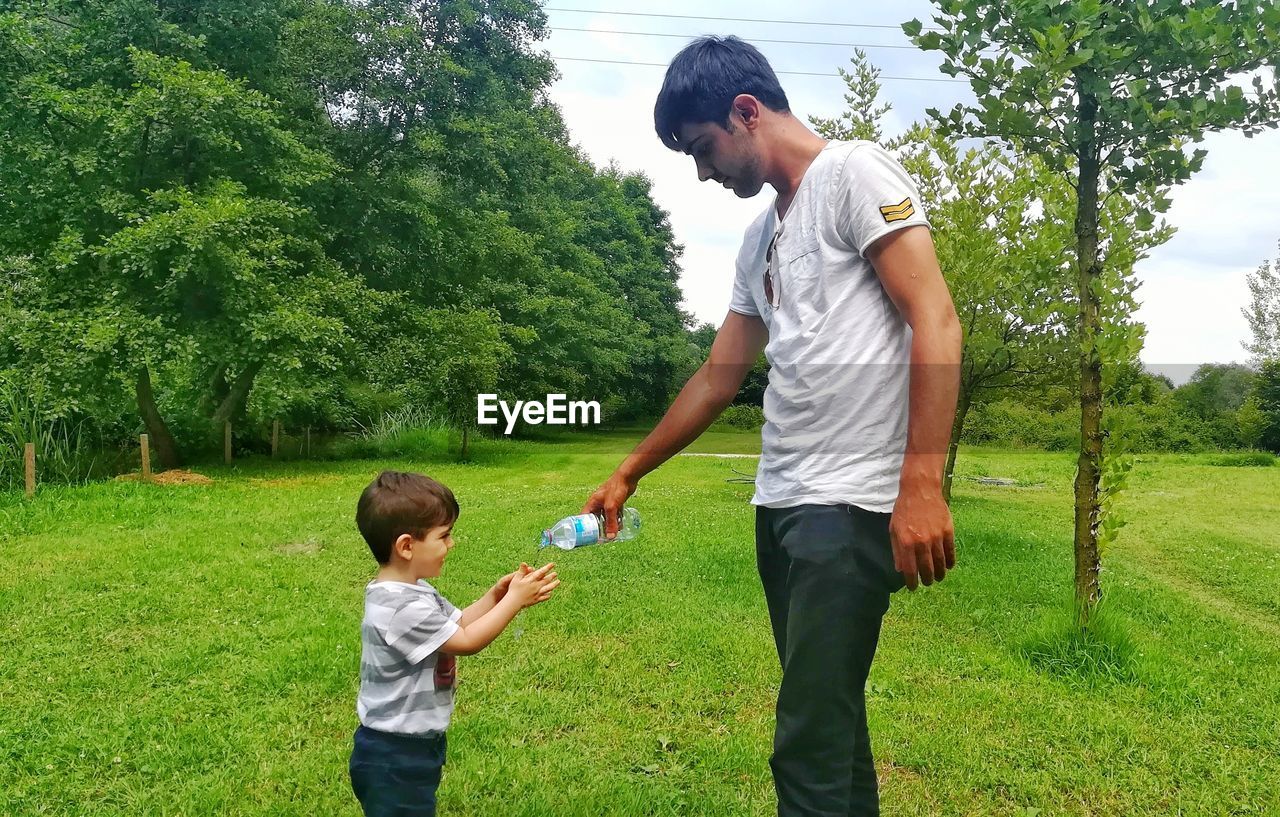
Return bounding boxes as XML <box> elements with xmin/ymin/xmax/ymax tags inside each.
<box><xmin>756</xmin><ymin>504</ymin><xmax>904</xmax><ymax>817</ymax></box>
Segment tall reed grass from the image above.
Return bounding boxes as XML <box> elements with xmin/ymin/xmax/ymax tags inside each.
<box><xmin>0</xmin><ymin>379</ymin><xmax>99</xmax><ymax>490</ymax></box>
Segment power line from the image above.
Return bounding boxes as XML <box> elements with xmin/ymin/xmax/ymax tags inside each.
<box><xmin>549</xmin><ymin>26</ymin><xmax>925</xmax><ymax>50</ymax></box>
<box><xmin>544</xmin><ymin>7</ymin><xmax>944</xmax><ymax>32</ymax></box>
<box><xmin>552</xmin><ymin>55</ymin><xmax>966</xmax><ymax>82</ymax></box>
<box><xmin>553</xmin><ymin>54</ymin><xmax>1270</xmax><ymax>95</ymax></box>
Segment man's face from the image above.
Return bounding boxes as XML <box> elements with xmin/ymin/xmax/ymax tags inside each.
<box><xmin>679</xmin><ymin>116</ymin><xmax>765</xmax><ymax>198</ymax></box>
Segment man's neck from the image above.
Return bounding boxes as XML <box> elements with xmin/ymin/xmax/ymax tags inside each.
<box><xmin>766</xmin><ymin>121</ymin><xmax>829</xmax><ymax>219</ymax></box>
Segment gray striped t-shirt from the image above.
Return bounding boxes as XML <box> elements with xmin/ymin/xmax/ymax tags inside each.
<box><xmin>356</xmin><ymin>580</ymin><xmax>462</xmax><ymax>735</ymax></box>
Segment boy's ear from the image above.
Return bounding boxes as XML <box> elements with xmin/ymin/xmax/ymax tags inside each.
<box><xmin>392</xmin><ymin>533</ymin><xmax>415</xmax><ymax>560</ymax></box>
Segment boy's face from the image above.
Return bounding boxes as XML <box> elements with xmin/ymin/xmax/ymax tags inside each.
<box><xmin>400</xmin><ymin>523</ymin><xmax>455</xmax><ymax>578</ymax></box>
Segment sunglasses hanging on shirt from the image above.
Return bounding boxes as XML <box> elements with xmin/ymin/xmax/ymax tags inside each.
<box><xmin>764</xmin><ymin>222</ymin><xmax>784</xmax><ymax>310</ymax></box>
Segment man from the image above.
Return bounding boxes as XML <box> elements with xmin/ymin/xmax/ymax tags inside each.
<box><xmin>584</xmin><ymin>36</ymin><xmax>961</xmax><ymax>817</ymax></box>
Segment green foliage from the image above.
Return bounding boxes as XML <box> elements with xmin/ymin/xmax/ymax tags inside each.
<box><xmin>1205</xmin><ymin>450</ymin><xmax>1277</xmax><ymax>468</ymax></box>
<box><xmin>0</xmin><ymin>378</ymin><xmax>104</xmax><ymax>489</ymax></box>
<box><xmin>1243</xmin><ymin>241</ymin><xmax>1280</xmax><ymax>364</ymax></box>
<box><xmin>712</xmin><ymin>404</ymin><xmax>766</xmax><ymax>431</ymax></box>
<box><xmin>808</xmin><ymin>49</ymin><xmax>892</xmax><ymax>142</ymax></box>
<box><xmin>1255</xmin><ymin>359</ymin><xmax>1280</xmax><ymax>453</ymax></box>
<box><xmin>960</xmin><ymin>392</ymin><xmax>1272</xmax><ymax>455</ymax></box>
<box><xmin>907</xmin><ymin>0</ymin><xmax>1280</xmax><ymax>608</ymax></box>
<box><xmin>961</xmin><ymin>400</ymin><xmax>1079</xmax><ymax>450</ymax></box>
<box><xmin>1235</xmin><ymin>395</ymin><xmax>1269</xmax><ymax>450</ymax></box>
<box><xmin>809</xmin><ymin>47</ymin><xmax>1172</xmax><ymax>506</ymax></box>
<box><xmin>1173</xmin><ymin>363</ymin><xmax>1257</xmax><ymax>417</ymax></box>
<box><xmin>333</xmin><ymin>406</ymin><xmax>530</xmax><ymax>465</ymax></box>
<box><xmin>0</xmin><ymin>0</ymin><xmax>691</xmax><ymax>471</ymax></box>
<box><xmin>909</xmin><ymin>1</ymin><xmax>1280</xmax><ymax>192</ymax></box>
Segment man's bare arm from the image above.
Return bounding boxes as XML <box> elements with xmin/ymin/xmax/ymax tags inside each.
<box><xmin>584</xmin><ymin>310</ymin><xmax>769</xmax><ymax>536</ymax></box>
<box><xmin>866</xmin><ymin>225</ymin><xmax>962</xmax><ymax>589</ymax></box>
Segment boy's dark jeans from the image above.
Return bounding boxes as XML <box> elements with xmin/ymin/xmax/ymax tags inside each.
<box><xmin>756</xmin><ymin>504</ymin><xmax>905</xmax><ymax>817</ymax></box>
<box><xmin>349</xmin><ymin>725</ymin><xmax>446</xmax><ymax>817</ymax></box>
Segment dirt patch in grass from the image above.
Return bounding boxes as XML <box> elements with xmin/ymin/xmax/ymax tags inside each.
<box><xmin>253</xmin><ymin>474</ymin><xmax>344</xmax><ymax>488</ymax></box>
<box><xmin>115</xmin><ymin>470</ymin><xmax>214</xmax><ymax>486</ymax></box>
<box><xmin>278</xmin><ymin>540</ymin><xmax>324</xmax><ymax>555</ymax></box>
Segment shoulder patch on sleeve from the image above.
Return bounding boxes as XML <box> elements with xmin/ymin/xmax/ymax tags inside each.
<box><xmin>879</xmin><ymin>197</ymin><xmax>915</xmax><ymax>223</ymax></box>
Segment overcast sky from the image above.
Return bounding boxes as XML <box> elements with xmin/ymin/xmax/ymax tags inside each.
<box><xmin>539</xmin><ymin>1</ymin><xmax>1279</xmax><ymax>383</ymax></box>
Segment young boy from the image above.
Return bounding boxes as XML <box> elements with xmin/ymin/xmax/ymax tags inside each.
<box><xmin>350</xmin><ymin>470</ymin><xmax>558</xmax><ymax>817</ymax></box>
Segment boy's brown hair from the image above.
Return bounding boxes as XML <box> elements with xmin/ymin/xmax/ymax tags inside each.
<box><xmin>356</xmin><ymin>471</ymin><xmax>459</xmax><ymax>563</ymax></box>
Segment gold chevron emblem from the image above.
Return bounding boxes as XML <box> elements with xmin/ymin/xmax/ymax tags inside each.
<box><xmin>879</xmin><ymin>197</ymin><xmax>915</xmax><ymax>223</ymax></box>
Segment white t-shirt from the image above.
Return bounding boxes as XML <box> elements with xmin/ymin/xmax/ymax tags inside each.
<box><xmin>729</xmin><ymin>140</ymin><xmax>931</xmax><ymax>513</ymax></box>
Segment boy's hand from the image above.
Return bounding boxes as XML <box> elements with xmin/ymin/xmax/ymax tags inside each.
<box><xmin>506</xmin><ymin>562</ymin><xmax>560</xmax><ymax>608</ymax></box>
<box><xmin>489</xmin><ymin>563</ymin><xmax>532</xmax><ymax>603</ymax></box>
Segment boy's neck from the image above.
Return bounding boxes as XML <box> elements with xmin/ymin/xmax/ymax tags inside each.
<box><xmin>376</xmin><ymin>563</ymin><xmax>423</xmax><ymax>585</ymax></box>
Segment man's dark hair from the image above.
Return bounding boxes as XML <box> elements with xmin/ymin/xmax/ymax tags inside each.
<box><xmin>654</xmin><ymin>35</ymin><xmax>790</xmax><ymax>152</ymax></box>
<box><xmin>356</xmin><ymin>471</ymin><xmax>459</xmax><ymax>564</ymax></box>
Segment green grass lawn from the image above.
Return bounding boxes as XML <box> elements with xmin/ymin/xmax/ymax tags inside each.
<box><xmin>2</xmin><ymin>430</ymin><xmax>1278</xmax><ymax>816</ymax></box>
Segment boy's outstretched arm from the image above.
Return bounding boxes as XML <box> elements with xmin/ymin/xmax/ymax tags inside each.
<box><xmin>458</xmin><ymin>563</ymin><xmax>533</xmax><ymax>626</ymax></box>
<box><xmin>442</xmin><ymin>563</ymin><xmax>558</xmax><ymax>656</ymax></box>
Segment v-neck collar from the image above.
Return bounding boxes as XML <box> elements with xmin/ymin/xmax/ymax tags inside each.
<box><xmin>772</xmin><ymin>140</ymin><xmax>835</xmax><ymax>225</ymax></box>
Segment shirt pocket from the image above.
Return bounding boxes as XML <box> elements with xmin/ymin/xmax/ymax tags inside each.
<box><xmin>779</xmin><ymin>228</ymin><xmax>821</xmax><ymax>273</ymax></box>
<box><xmin>772</xmin><ymin>231</ymin><xmax>822</xmax><ymax>311</ymax></box>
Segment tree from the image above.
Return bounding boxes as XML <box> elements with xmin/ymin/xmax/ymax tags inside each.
<box><xmin>809</xmin><ymin>49</ymin><xmax>893</xmax><ymax>142</ymax></box>
<box><xmin>299</xmin><ymin>0</ymin><xmax>690</xmax><ymax>418</ymax></box>
<box><xmin>1235</xmin><ymin>395</ymin><xmax>1268</xmax><ymax>450</ymax></box>
<box><xmin>1255</xmin><ymin>360</ymin><xmax>1280</xmax><ymax>453</ymax></box>
<box><xmin>1243</xmin><ymin>241</ymin><xmax>1280</xmax><ymax>365</ymax></box>
<box><xmin>909</xmin><ymin>0</ymin><xmax>1280</xmax><ymax>618</ymax></box>
<box><xmin>811</xmin><ymin>50</ymin><xmax>1170</xmax><ymax>501</ymax></box>
<box><xmin>0</xmin><ymin>4</ymin><xmax>359</xmax><ymax>466</ymax></box>
<box><xmin>1174</xmin><ymin>363</ymin><xmax>1257</xmax><ymax>418</ymax></box>
<box><xmin>1</xmin><ymin>0</ymin><xmax>692</xmax><ymax>479</ymax></box>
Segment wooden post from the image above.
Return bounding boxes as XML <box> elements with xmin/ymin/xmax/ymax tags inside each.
<box><xmin>140</xmin><ymin>434</ymin><xmax>152</xmax><ymax>481</ymax></box>
<box><xmin>272</xmin><ymin>420</ymin><xmax>280</xmax><ymax>459</ymax></box>
<box><xmin>305</xmin><ymin>426</ymin><xmax>311</xmax><ymax>458</ymax></box>
<box><xmin>224</xmin><ymin>420</ymin><xmax>232</xmax><ymax>465</ymax></box>
<box><xmin>24</xmin><ymin>443</ymin><xmax>35</xmax><ymax>499</ymax></box>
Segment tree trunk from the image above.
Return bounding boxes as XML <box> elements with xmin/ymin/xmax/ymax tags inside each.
<box><xmin>943</xmin><ymin>386</ymin><xmax>973</xmax><ymax>504</ymax></box>
<box><xmin>136</xmin><ymin>366</ymin><xmax>182</xmax><ymax>469</ymax></box>
<box><xmin>201</xmin><ymin>363</ymin><xmax>229</xmax><ymax>417</ymax></box>
<box><xmin>1072</xmin><ymin>83</ymin><xmax>1104</xmax><ymax>623</ymax></box>
<box><xmin>210</xmin><ymin>361</ymin><xmax>263</xmax><ymax>430</ymax></box>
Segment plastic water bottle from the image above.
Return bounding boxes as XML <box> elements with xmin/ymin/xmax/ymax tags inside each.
<box><xmin>539</xmin><ymin>508</ymin><xmax>642</xmax><ymax>550</ymax></box>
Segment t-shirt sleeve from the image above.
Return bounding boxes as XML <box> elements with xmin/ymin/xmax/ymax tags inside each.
<box><xmin>385</xmin><ymin>596</ymin><xmax>461</xmax><ymax>665</ymax></box>
<box><xmin>831</xmin><ymin>143</ymin><xmax>930</xmax><ymax>256</ymax></box>
<box><xmin>432</xmin><ymin>589</ymin><xmax>462</xmax><ymax>623</ymax></box>
<box><xmin>728</xmin><ymin>246</ymin><xmax>761</xmax><ymax>317</ymax></box>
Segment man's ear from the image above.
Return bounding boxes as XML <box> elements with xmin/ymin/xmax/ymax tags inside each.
<box><xmin>732</xmin><ymin>94</ymin><xmax>762</xmax><ymax>131</ymax></box>
<box><xmin>392</xmin><ymin>533</ymin><xmax>415</xmax><ymax>560</ymax></box>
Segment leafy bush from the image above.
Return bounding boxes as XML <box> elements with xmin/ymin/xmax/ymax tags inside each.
<box><xmin>1205</xmin><ymin>451</ymin><xmax>1277</xmax><ymax>468</ymax></box>
<box><xmin>331</xmin><ymin>407</ymin><xmax>530</xmax><ymax>465</ymax></box>
<box><xmin>713</xmin><ymin>405</ymin><xmax>765</xmax><ymax>430</ymax></box>
<box><xmin>961</xmin><ymin>400</ymin><xmax>1078</xmax><ymax>450</ymax></box>
<box><xmin>0</xmin><ymin>380</ymin><xmax>104</xmax><ymax>489</ymax></box>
